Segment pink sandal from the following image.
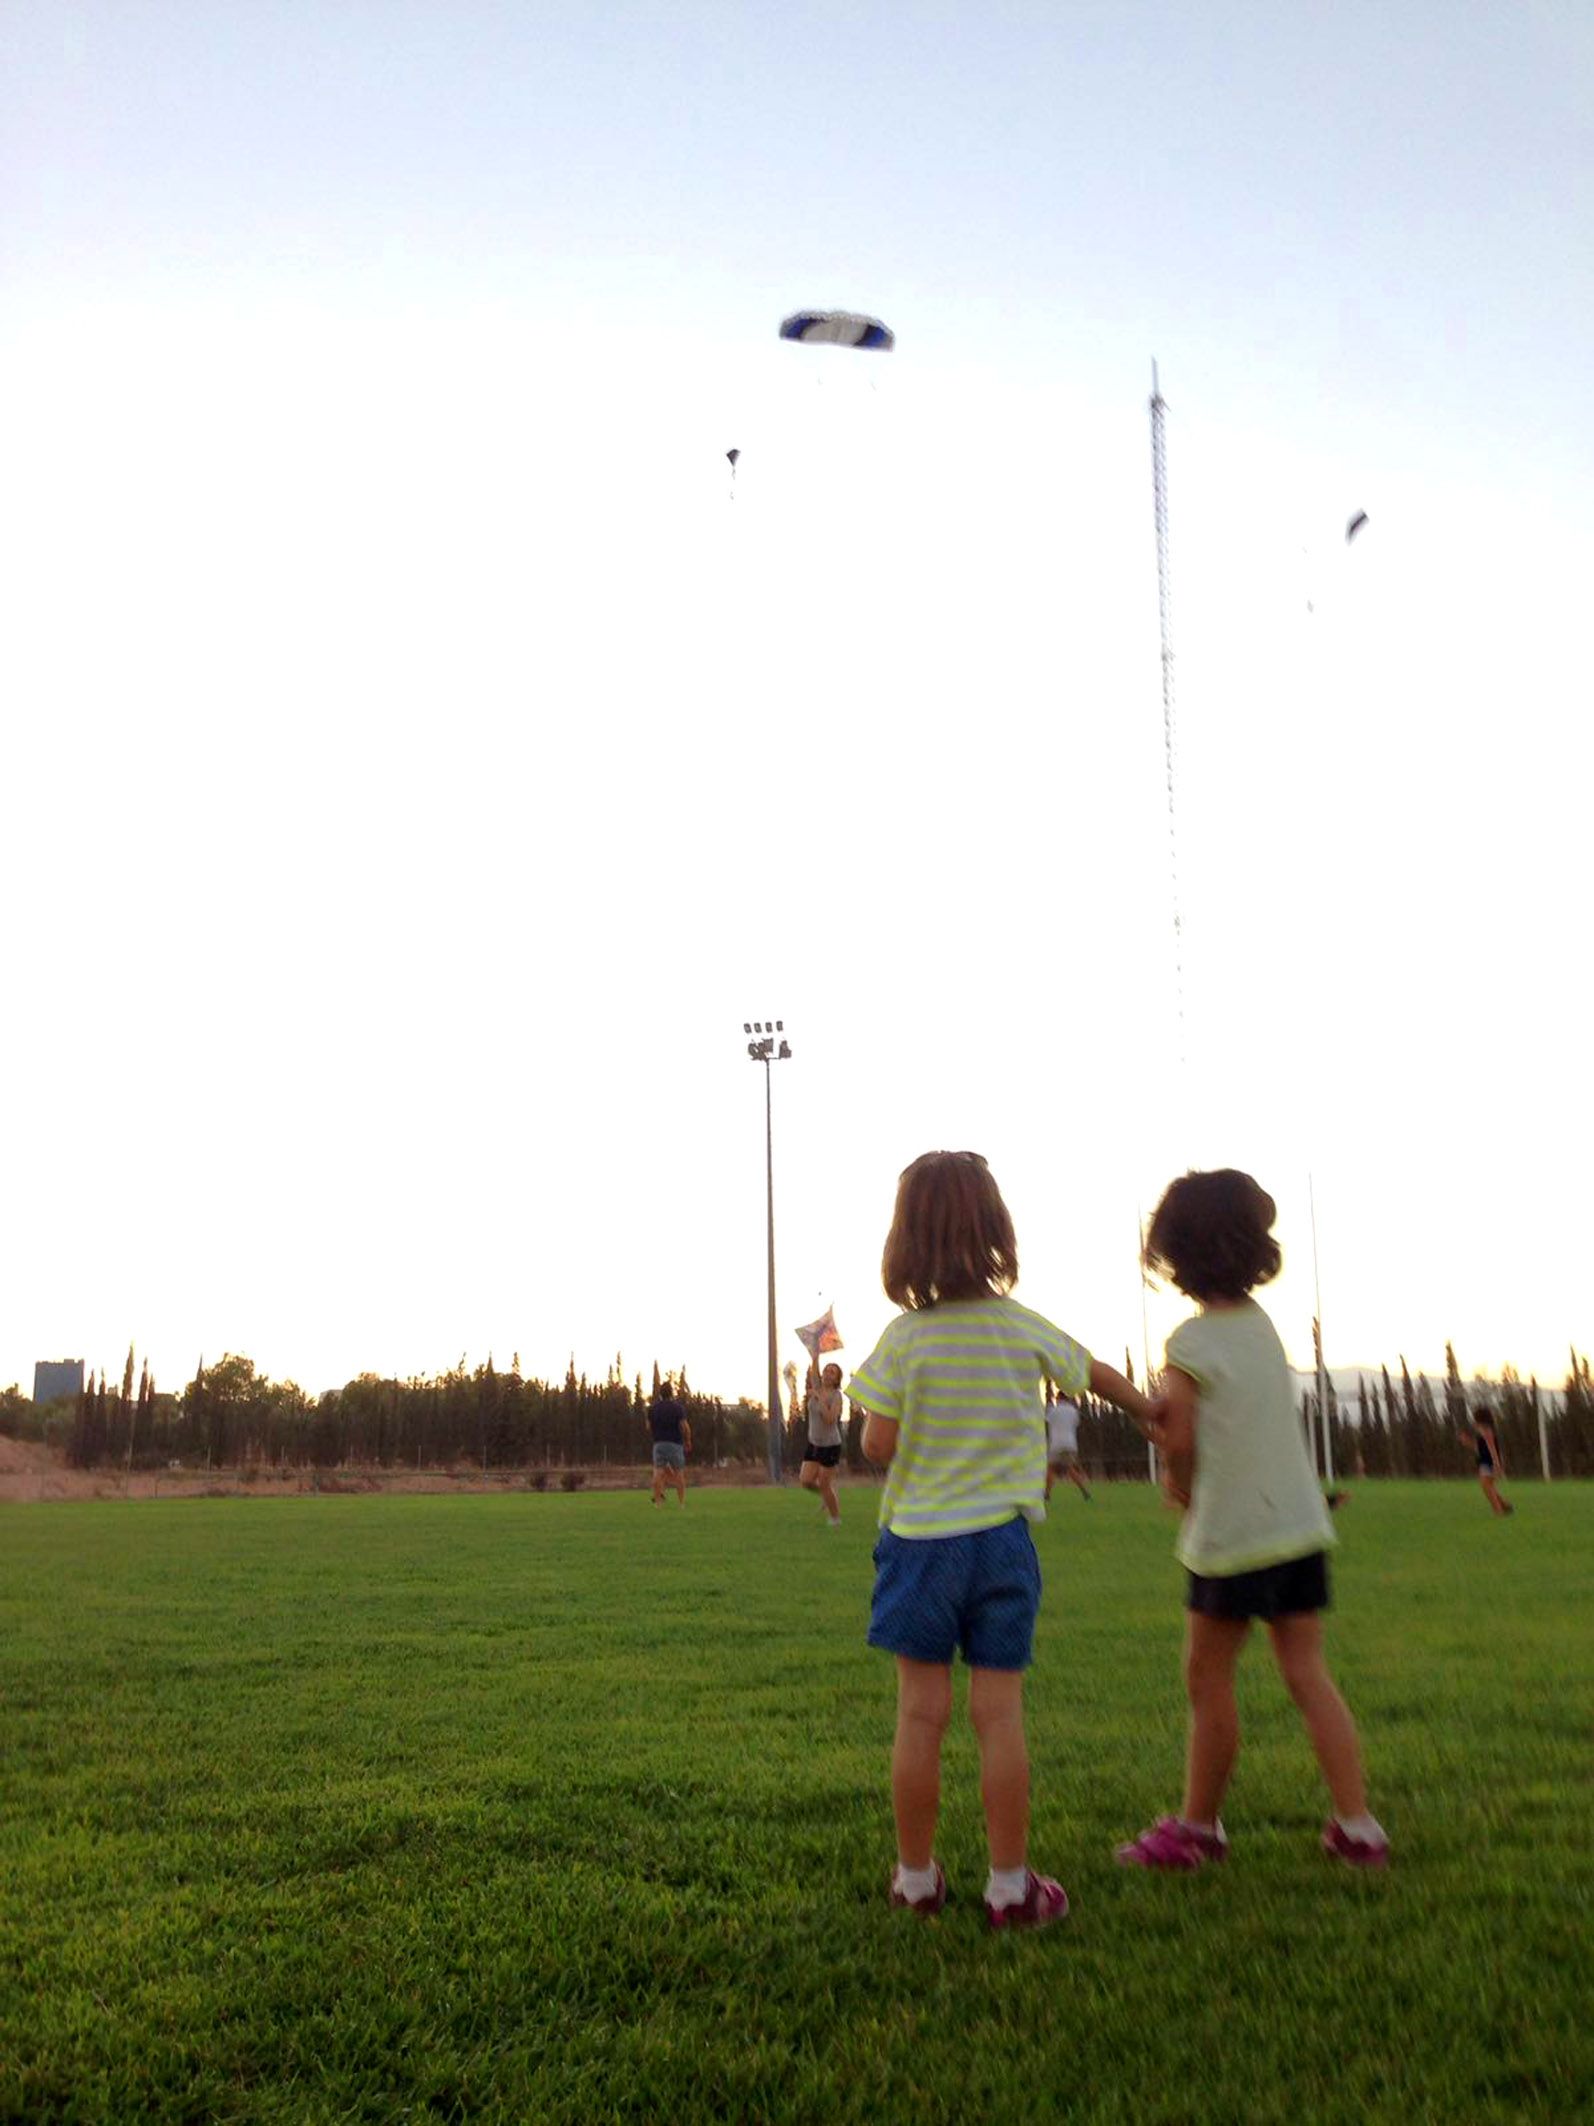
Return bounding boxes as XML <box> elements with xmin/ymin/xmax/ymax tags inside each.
<box><xmin>985</xmin><ymin>1870</ymin><xmax>1069</xmax><ymax>1930</ymax></box>
<box><xmin>889</xmin><ymin>1861</ymin><xmax>948</xmax><ymax>1915</ymax></box>
<box><xmin>1322</xmin><ymin>1820</ymin><xmax>1390</xmax><ymax>1868</ymax></box>
<box><xmin>1116</xmin><ymin>1816</ymin><xmax>1228</xmax><ymax>1870</ymax></box>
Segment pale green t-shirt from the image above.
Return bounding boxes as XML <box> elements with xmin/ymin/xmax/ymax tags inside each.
<box><xmin>847</xmin><ymin>1296</ymin><xmax>1092</xmax><ymax>1539</ymax></box>
<box><xmin>1167</xmin><ymin>1300</ymin><xmax>1335</xmax><ymax>1576</ymax></box>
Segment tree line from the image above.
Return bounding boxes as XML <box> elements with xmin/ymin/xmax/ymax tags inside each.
<box><xmin>2</xmin><ymin>1341</ymin><xmax>1590</xmax><ymax>1480</ymax></box>
<box><xmin>1300</xmin><ymin>1343</ymin><xmax>1594</xmax><ymax>1480</ymax></box>
<box><xmin>35</xmin><ymin>1352</ymin><xmax>766</xmax><ymax>1474</ymax></box>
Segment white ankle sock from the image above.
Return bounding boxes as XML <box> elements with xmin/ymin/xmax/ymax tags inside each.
<box><xmin>985</xmin><ymin>1865</ymin><xmax>1029</xmax><ymax>1909</ymax></box>
<box><xmin>1179</xmin><ymin>1817</ymin><xmax>1221</xmax><ymax>1838</ymax></box>
<box><xmin>1336</xmin><ymin>1812</ymin><xmax>1387</xmax><ymax>1844</ymax></box>
<box><xmin>894</xmin><ymin>1861</ymin><xmax>939</xmax><ymax>1902</ymax></box>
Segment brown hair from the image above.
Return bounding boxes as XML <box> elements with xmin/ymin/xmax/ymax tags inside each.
<box><xmin>1143</xmin><ymin>1169</ymin><xmax>1281</xmax><ymax>1303</ymax></box>
<box><xmin>882</xmin><ymin>1151</ymin><xmax>1018</xmax><ymax>1310</ymax></box>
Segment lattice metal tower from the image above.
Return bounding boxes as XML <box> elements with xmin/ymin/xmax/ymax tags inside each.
<box><xmin>1148</xmin><ymin>361</ymin><xmax>1185</xmax><ymax>1065</ymax></box>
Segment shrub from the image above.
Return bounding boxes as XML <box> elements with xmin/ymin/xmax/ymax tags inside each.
<box><xmin>559</xmin><ymin>1470</ymin><xmax>586</xmax><ymax>1493</ymax></box>
<box><xmin>0</xmin><ymin>1391</ymin><xmax>45</xmax><ymax>1442</ymax></box>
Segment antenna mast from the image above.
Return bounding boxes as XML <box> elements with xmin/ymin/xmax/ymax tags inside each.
<box><xmin>1148</xmin><ymin>361</ymin><xmax>1185</xmax><ymax>1068</ymax></box>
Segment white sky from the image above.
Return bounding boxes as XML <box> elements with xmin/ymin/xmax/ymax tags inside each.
<box><xmin>3</xmin><ymin>2</ymin><xmax>1590</xmax><ymax>1403</ymax></box>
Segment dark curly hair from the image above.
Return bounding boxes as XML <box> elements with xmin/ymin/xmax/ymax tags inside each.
<box><xmin>1143</xmin><ymin>1169</ymin><xmax>1281</xmax><ymax>1303</ymax></box>
<box><xmin>882</xmin><ymin>1151</ymin><xmax>1018</xmax><ymax>1310</ymax></box>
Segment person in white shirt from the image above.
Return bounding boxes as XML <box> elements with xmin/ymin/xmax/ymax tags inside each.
<box><xmin>1044</xmin><ymin>1387</ymin><xmax>1092</xmax><ymax>1502</ymax></box>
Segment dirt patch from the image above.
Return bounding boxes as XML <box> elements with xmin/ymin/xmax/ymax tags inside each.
<box><xmin>0</xmin><ymin>1436</ymin><xmax>77</xmax><ymax>1501</ymax></box>
<box><xmin>0</xmin><ymin>1439</ymin><xmax>775</xmax><ymax>1503</ymax></box>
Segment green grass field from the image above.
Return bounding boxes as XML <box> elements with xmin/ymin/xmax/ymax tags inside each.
<box><xmin>3</xmin><ymin>1483</ymin><xmax>1591</xmax><ymax>2124</ymax></box>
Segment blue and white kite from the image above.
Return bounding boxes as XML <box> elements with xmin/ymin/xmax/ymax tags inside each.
<box><xmin>779</xmin><ymin>310</ymin><xmax>895</xmax><ymax>352</ymax></box>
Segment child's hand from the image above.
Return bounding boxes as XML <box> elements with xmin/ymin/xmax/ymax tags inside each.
<box><xmin>1143</xmin><ymin>1394</ymin><xmax>1172</xmax><ymax>1445</ymax></box>
<box><xmin>1161</xmin><ymin>1467</ymin><xmax>1190</xmax><ymax>1511</ymax></box>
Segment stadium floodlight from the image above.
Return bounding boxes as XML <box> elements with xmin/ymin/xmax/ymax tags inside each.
<box><xmin>744</xmin><ymin>1019</ymin><xmax>793</xmax><ymax>1485</ymax></box>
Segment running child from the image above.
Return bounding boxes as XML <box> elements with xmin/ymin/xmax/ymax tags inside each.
<box><xmin>1117</xmin><ymin>1169</ymin><xmax>1388</xmax><ymax>1871</ymax></box>
<box><xmin>848</xmin><ymin>1149</ymin><xmax>1158</xmax><ymax>1929</ymax></box>
<box><xmin>1470</xmin><ymin>1406</ymin><xmax>1513</xmax><ymax>1517</ymax></box>
<box><xmin>1044</xmin><ymin>1387</ymin><xmax>1092</xmax><ymax>1502</ymax></box>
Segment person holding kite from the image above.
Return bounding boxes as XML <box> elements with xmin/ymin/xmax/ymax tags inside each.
<box><xmin>797</xmin><ymin>1308</ymin><xmax>846</xmax><ymax>1527</ymax></box>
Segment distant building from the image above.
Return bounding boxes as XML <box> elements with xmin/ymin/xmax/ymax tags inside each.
<box><xmin>33</xmin><ymin>1359</ymin><xmax>85</xmax><ymax>1406</ymax></box>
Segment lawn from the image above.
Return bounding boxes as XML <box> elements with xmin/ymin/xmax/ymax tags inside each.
<box><xmin>2</xmin><ymin>1483</ymin><xmax>1590</xmax><ymax>2124</ymax></box>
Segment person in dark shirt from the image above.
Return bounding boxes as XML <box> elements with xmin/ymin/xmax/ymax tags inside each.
<box><xmin>649</xmin><ymin>1380</ymin><xmax>692</xmax><ymax>1507</ymax></box>
<box><xmin>1470</xmin><ymin>1408</ymin><xmax>1512</xmax><ymax>1517</ymax></box>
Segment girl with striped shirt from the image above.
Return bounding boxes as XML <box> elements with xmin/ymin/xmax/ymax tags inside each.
<box><xmin>848</xmin><ymin>1150</ymin><xmax>1156</xmax><ymax>1929</ymax></box>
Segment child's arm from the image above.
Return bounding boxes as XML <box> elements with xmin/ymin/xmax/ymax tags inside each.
<box><xmin>681</xmin><ymin>1418</ymin><xmax>693</xmax><ymax>1455</ymax></box>
<box><xmin>1087</xmin><ymin>1358</ymin><xmax>1158</xmax><ymax>1437</ymax></box>
<box><xmin>861</xmin><ymin>1413</ymin><xmax>898</xmax><ymax>1467</ymax></box>
<box><xmin>1157</xmin><ymin>1366</ymin><xmax>1198</xmax><ymax>1508</ymax></box>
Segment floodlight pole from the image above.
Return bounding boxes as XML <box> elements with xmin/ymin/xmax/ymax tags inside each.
<box><xmin>744</xmin><ymin>1022</ymin><xmax>791</xmax><ymax>1485</ymax></box>
<box><xmin>764</xmin><ymin>1058</ymin><xmax>780</xmax><ymax>1483</ymax></box>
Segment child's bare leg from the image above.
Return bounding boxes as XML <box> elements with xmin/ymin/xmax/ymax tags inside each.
<box><xmin>1182</xmin><ymin>1614</ymin><xmax>1249</xmax><ymax>1825</ymax></box>
<box><xmin>818</xmin><ymin>1466</ymin><xmax>840</xmax><ymax>1521</ymax></box>
<box><xmin>651</xmin><ymin>1465</ymin><xmax>666</xmax><ymax>1504</ymax></box>
<box><xmin>674</xmin><ymin>1465</ymin><xmax>686</xmax><ymax>1505</ymax></box>
<box><xmin>1481</xmin><ymin>1475</ymin><xmax>1506</xmax><ymax>1515</ymax></box>
<box><xmin>1268</xmin><ymin>1613</ymin><xmax>1367</xmax><ymax>1818</ymax></box>
<box><xmin>1067</xmin><ymin>1461</ymin><xmax>1092</xmax><ymax>1498</ymax></box>
<box><xmin>892</xmin><ymin>1659</ymin><xmax>952</xmax><ymax>1868</ymax></box>
<box><xmin>969</xmin><ymin>1667</ymin><xmax>1029</xmax><ymax>1871</ymax></box>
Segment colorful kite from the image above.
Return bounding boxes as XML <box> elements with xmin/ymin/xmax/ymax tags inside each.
<box><xmin>796</xmin><ymin>1307</ymin><xmax>844</xmax><ymax>1360</ymax></box>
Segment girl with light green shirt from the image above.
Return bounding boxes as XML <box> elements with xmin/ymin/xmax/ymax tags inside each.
<box><xmin>1117</xmin><ymin>1170</ymin><xmax>1389</xmax><ymax>1873</ymax></box>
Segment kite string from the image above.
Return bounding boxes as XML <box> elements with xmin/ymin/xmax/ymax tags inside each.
<box><xmin>1149</xmin><ymin>369</ymin><xmax>1186</xmax><ymax>1076</ymax></box>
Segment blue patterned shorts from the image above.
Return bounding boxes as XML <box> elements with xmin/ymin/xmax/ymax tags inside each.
<box><xmin>868</xmin><ymin>1517</ymin><xmax>1042</xmax><ymax>1670</ymax></box>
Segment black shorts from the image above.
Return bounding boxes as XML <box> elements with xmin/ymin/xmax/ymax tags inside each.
<box><xmin>1186</xmin><ymin>1550</ymin><xmax>1330</xmax><ymax>1621</ymax></box>
<box><xmin>803</xmin><ymin>1442</ymin><xmax>842</xmax><ymax>1469</ymax></box>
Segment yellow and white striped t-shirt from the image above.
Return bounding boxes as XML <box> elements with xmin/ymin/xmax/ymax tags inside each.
<box><xmin>847</xmin><ymin>1297</ymin><xmax>1092</xmax><ymax>1539</ymax></box>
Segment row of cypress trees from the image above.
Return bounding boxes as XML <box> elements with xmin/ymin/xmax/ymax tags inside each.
<box><xmin>1301</xmin><ymin>1344</ymin><xmax>1594</xmax><ymax>1479</ymax></box>
<box><xmin>57</xmin><ymin>1351</ymin><xmax>764</xmax><ymax>1472</ymax></box>
<box><xmin>29</xmin><ymin>1342</ymin><xmax>1594</xmax><ymax>1478</ymax></box>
